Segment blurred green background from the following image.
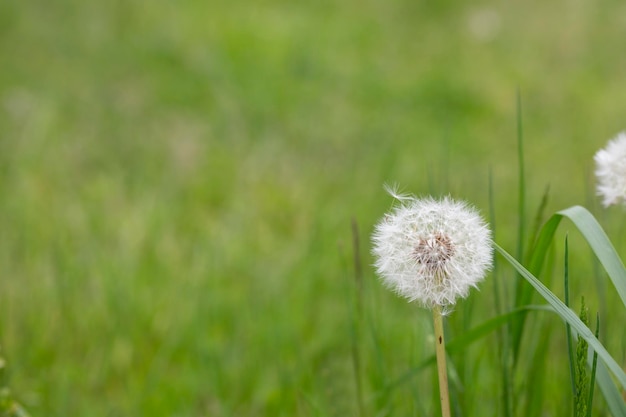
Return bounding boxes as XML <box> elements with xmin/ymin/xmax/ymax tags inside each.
<box><xmin>1</xmin><ymin>0</ymin><xmax>626</xmax><ymax>415</ymax></box>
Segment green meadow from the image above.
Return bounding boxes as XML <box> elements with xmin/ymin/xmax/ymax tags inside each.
<box><xmin>1</xmin><ymin>0</ymin><xmax>626</xmax><ymax>415</ymax></box>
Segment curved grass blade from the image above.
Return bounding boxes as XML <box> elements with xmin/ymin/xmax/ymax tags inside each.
<box><xmin>528</xmin><ymin>206</ymin><xmax>626</xmax><ymax>308</ymax></box>
<box><xmin>495</xmin><ymin>243</ymin><xmax>626</xmax><ymax>390</ymax></box>
<box><xmin>512</xmin><ymin>205</ymin><xmax>626</xmax><ymax>367</ymax></box>
<box><xmin>557</xmin><ymin>206</ymin><xmax>626</xmax><ymax>307</ymax></box>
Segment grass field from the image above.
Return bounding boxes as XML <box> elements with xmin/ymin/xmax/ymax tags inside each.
<box><xmin>1</xmin><ymin>0</ymin><xmax>626</xmax><ymax>415</ymax></box>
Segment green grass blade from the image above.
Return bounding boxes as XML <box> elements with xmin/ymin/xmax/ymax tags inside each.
<box><xmin>591</xmin><ymin>357</ymin><xmax>626</xmax><ymax>417</ymax></box>
<box><xmin>512</xmin><ymin>204</ymin><xmax>626</xmax><ymax>369</ymax></box>
<box><xmin>527</xmin><ymin>185</ymin><xmax>551</xmax><ymax>254</ymax></box>
<box><xmin>557</xmin><ymin>206</ymin><xmax>626</xmax><ymax>308</ymax></box>
<box><xmin>516</xmin><ymin>88</ymin><xmax>526</xmax><ymax>263</ymax></box>
<box><xmin>349</xmin><ymin>218</ymin><xmax>366</xmax><ymax>417</ymax></box>
<box><xmin>495</xmin><ymin>243</ymin><xmax>626</xmax><ymax>390</ymax></box>
<box><xmin>527</xmin><ymin>214</ymin><xmax>563</xmax><ymax>275</ymax></box>
<box><xmin>526</xmin><ymin>206</ymin><xmax>626</xmax><ymax>308</ymax></box>
<box><xmin>511</xmin><ymin>90</ymin><xmax>526</xmax><ymax>363</ymax></box>
<box><xmin>511</xmin><ymin>186</ymin><xmax>551</xmax><ymax>363</ymax></box>
<box><xmin>489</xmin><ymin>167</ymin><xmax>514</xmax><ymax>417</ymax></box>
<box><xmin>564</xmin><ymin>235</ymin><xmax>577</xmax><ymax>406</ymax></box>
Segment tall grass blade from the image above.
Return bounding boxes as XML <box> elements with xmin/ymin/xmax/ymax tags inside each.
<box><xmin>592</xmin><ymin>359</ymin><xmax>626</xmax><ymax>417</ymax></box>
<box><xmin>511</xmin><ymin>204</ymin><xmax>626</xmax><ymax>375</ymax></box>
<box><xmin>489</xmin><ymin>167</ymin><xmax>513</xmax><ymax>417</ymax></box>
<box><xmin>495</xmin><ymin>244</ymin><xmax>626</xmax><ymax>390</ymax></box>
<box><xmin>511</xmin><ymin>90</ymin><xmax>527</xmax><ymax>363</ymax></box>
<box><xmin>529</xmin><ymin>206</ymin><xmax>626</xmax><ymax>309</ymax></box>
<box><xmin>511</xmin><ymin>185</ymin><xmax>551</xmax><ymax>363</ymax></box>
<box><xmin>516</xmin><ymin>88</ymin><xmax>526</xmax><ymax>263</ymax></box>
<box><xmin>527</xmin><ymin>184</ymin><xmax>551</xmax><ymax>255</ymax></box>
<box><xmin>350</xmin><ymin>218</ymin><xmax>366</xmax><ymax>417</ymax></box>
<box><xmin>588</xmin><ymin>352</ymin><xmax>626</xmax><ymax>417</ymax></box>
<box><xmin>564</xmin><ymin>235</ymin><xmax>577</xmax><ymax>406</ymax></box>
<box><xmin>558</xmin><ymin>206</ymin><xmax>626</xmax><ymax>307</ymax></box>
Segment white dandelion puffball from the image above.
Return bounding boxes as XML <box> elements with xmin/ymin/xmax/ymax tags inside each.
<box><xmin>372</xmin><ymin>190</ymin><xmax>493</xmax><ymax>309</ymax></box>
<box><xmin>595</xmin><ymin>132</ymin><xmax>626</xmax><ymax>208</ymax></box>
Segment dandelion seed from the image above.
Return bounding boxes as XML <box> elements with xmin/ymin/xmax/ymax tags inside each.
<box><xmin>371</xmin><ymin>187</ymin><xmax>493</xmax><ymax>310</ymax></box>
<box><xmin>595</xmin><ymin>132</ymin><xmax>626</xmax><ymax>208</ymax></box>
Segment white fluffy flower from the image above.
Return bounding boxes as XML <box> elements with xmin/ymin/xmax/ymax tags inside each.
<box><xmin>371</xmin><ymin>189</ymin><xmax>493</xmax><ymax>309</ymax></box>
<box><xmin>595</xmin><ymin>132</ymin><xmax>626</xmax><ymax>208</ymax></box>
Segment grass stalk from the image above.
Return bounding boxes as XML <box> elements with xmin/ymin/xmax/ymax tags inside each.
<box><xmin>433</xmin><ymin>305</ymin><xmax>451</xmax><ymax>417</ymax></box>
<box><xmin>489</xmin><ymin>167</ymin><xmax>513</xmax><ymax>417</ymax></box>
<box><xmin>350</xmin><ymin>218</ymin><xmax>366</xmax><ymax>417</ymax></box>
<box><xmin>564</xmin><ymin>235</ymin><xmax>577</xmax><ymax>406</ymax></box>
<box><xmin>511</xmin><ymin>89</ymin><xmax>528</xmax><ymax>365</ymax></box>
<box><xmin>516</xmin><ymin>88</ymin><xmax>526</xmax><ymax>263</ymax></box>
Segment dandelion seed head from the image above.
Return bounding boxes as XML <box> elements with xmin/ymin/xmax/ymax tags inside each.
<box><xmin>595</xmin><ymin>132</ymin><xmax>626</xmax><ymax>208</ymax></box>
<box><xmin>413</xmin><ymin>232</ymin><xmax>455</xmax><ymax>272</ymax></box>
<box><xmin>371</xmin><ymin>192</ymin><xmax>493</xmax><ymax>310</ymax></box>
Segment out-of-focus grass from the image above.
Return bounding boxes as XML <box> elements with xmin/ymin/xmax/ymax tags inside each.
<box><xmin>1</xmin><ymin>0</ymin><xmax>626</xmax><ymax>415</ymax></box>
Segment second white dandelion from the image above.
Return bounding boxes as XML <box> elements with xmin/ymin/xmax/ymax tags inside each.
<box><xmin>595</xmin><ymin>132</ymin><xmax>626</xmax><ymax>208</ymax></box>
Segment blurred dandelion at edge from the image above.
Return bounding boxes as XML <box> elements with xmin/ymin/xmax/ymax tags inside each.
<box><xmin>595</xmin><ymin>132</ymin><xmax>626</xmax><ymax>208</ymax></box>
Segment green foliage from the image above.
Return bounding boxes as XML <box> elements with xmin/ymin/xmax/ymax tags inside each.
<box><xmin>1</xmin><ymin>0</ymin><xmax>626</xmax><ymax>416</ymax></box>
<box><xmin>548</xmin><ymin>207</ymin><xmax>626</xmax><ymax>308</ymax></box>
<box><xmin>496</xmin><ymin>244</ymin><xmax>626</xmax><ymax>390</ymax></box>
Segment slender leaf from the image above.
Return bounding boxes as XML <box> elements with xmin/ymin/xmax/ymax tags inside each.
<box><xmin>511</xmin><ymin>90</ymin><xmax>526</xmax><ymax>363</ymax></box>
<box><xmin>528</xmin><ymin>206</ymin><xmax>626</xmax><ymax>308</ymax></box>
<box><xmin>557</xmin><ymin>206</ymin><xmax>626</xmax><ymax>308</ymax></box>
<box><xmin>592</xmin><ymin>359</ymin><xmax>626</xmax><ymax>417</ymax></box>
<box><xmin>564</xmin><ymin>235</ymin><xmax>577</xmax><ymax>405</ymax></box>
<box><xmin>512</xmin><ymin>186</ymin><xmax>551</xmax><ymax>363</ymax></box>
<box><xmin>512</xmin><ymin>204</ymin><xmax>626</xmax><ymax>373</ymax></box>
<box><xmin>489</xmin><ymin>167</ymin><xmax>513</xmax><ymax>417</ymax></box>
<box><xmin>527</xmin><ymin>184</ymin><xmax>551</xmax><ymax>255</ymax></box>
<box><xmin>516</xmin><ymin>88</ymin><xmax>526</xmax><ymax>263</ymax></box>
<box><xmin>495</xmin><ymin>244</ymin><xmax>626</xmax><ymax>390</ymax></box>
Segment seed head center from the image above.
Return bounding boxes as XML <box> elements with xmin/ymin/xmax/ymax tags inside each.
<box><xmin>413</xmin><ymin>232</ymin><xmax>455</xmax><ymax>271</ymax></box>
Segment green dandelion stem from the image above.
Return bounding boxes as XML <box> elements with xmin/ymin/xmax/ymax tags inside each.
<box><xmin>433</xmin><ymin>305</ymin><xmax>451</xmax><ymax>417</ymax></box>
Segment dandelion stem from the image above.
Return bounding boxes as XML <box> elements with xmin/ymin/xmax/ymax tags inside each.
<box><xmin>433</xmin><ymin>305</ymin><xmax>451</xmax><ymax>417</ymax></box>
